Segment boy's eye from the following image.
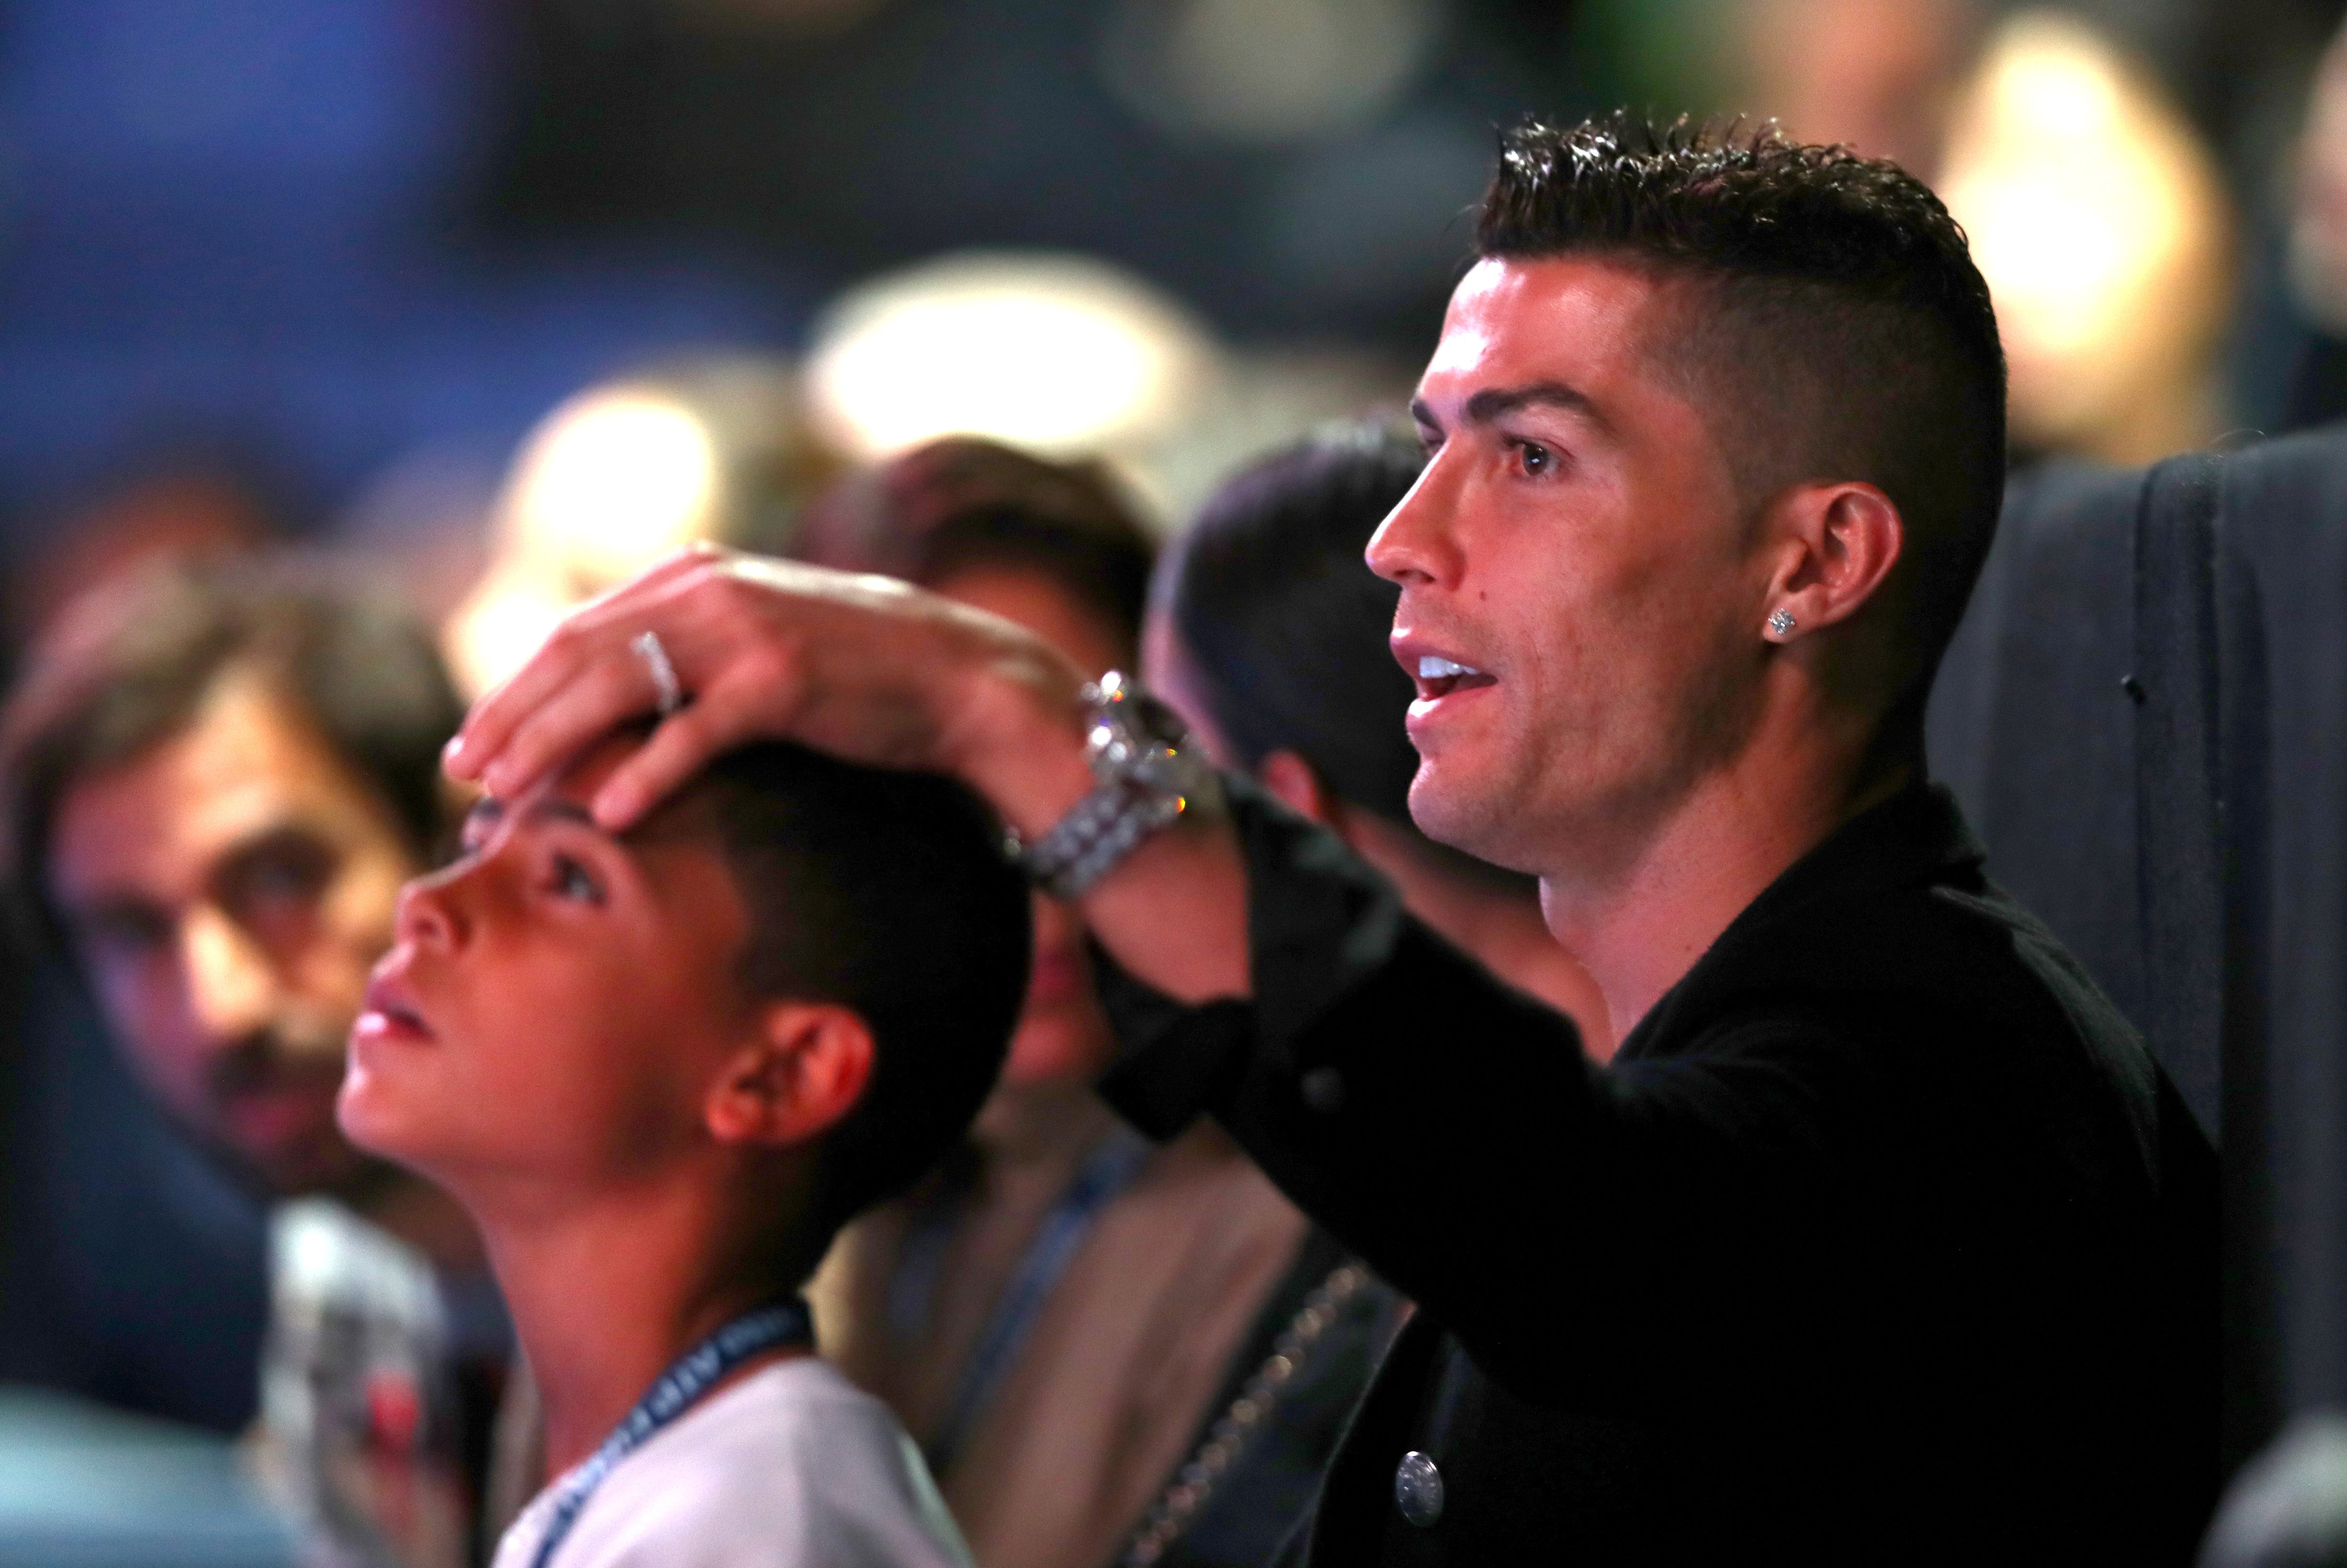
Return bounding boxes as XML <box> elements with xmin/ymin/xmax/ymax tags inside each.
<box><xmin>549</xmin><ymin>854</ymin><xmax>604</xmax><ymax>906</ymax></box>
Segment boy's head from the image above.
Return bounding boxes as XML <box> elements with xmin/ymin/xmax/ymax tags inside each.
<box><xmin>338</xmin><ymin>731</ymin><xmax>1030</xmax><ymax>1264</ymax></box>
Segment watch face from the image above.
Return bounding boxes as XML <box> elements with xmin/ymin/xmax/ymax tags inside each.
<box><xmin>1122</xmin><ymin>686</ymin><xmax>1191</xmax><ymax>749</ymax></box>
<box><xmin>1100</xmin><ymin>678</ymin><xmax>1215</xmax><ymax>796</ymax></box>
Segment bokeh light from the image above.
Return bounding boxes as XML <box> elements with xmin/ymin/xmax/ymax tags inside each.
<box><xmin>805</xmin><ymin>252</ymin><xmax>1218</xmax><ymax>464</ymax></box>
<box><xmin>1937</xmin><ymin>10</ymin><xmax>2233</xmax><ymax>461</ymax></box>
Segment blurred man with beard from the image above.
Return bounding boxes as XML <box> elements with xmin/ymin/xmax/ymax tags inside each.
<box><xmin>0</xmin><ymin>558</ymin><xmax>500</xmax><ymax>1561</ymax></box>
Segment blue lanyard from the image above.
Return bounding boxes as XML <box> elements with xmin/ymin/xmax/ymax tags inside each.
<box><xmin>917</xmin><ymin>1126</ymin><xmax>1153</xmax><ymax>1474</ymax></box>
<box><xmin>527</xmin><ymin>1297</ymin><xmax>814</xmax><ymax>1568</ymax></box>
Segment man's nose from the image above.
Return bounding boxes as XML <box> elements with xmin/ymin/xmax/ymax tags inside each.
<box><xmin>1366</xmin><ymin>454</ymin><xmax>1461</xmax><ymax>588</ymax></box>
<box><xmin>179</xmin><ymin>905</ymin><xmax>278</xmax><ymax>1046</ymax></box>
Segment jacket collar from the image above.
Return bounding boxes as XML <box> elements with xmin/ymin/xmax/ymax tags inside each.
<box><xmin>1616</xmin><ymin>780</ymin><xmax>1986</xmax><ymax>1057</ymax></box>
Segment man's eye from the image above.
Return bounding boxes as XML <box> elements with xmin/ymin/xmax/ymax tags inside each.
<box><xmin>549</xmin><ymin>855</ymin><xmax>604</xmax><ymax>906</ymax></box>
<box><xmin>1513</xmin><ymin>440</ymin><xmax>1555</xmax><ymax>475</ymax></box>
<box><xmin>220</xmin><ymin>836</ymin><xmax>335</xmax><ymax>926</ymax></box>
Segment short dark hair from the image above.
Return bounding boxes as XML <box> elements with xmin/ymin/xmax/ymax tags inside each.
<box><xmin>676</xmin><ymin>743</ymin><xmax>1029</xmax><ymax>1240</ymax></box>
<box><xmin>1171</xmin><ymin>420</ymin><xmax>1425</xmax><ymax>821</ymax></box>
<box><xmin>1478</xmin><ymin>113</ymin><xmax>2007</xmax><ymax>715</ymax></box>
<box><xmin>0</xmin><ymin>557</ymin><xmax>464</xmax><ymax>941</ymax></box>
<box><xmin>792</xmin><ymin>436</ymin><xmax>1156</xmax><ymax>658</ymax></box>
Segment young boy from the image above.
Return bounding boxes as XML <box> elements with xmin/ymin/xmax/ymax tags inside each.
<box><xmin>337</xmin><ymin>729</ymin><xmax>1030</xmax><ymax>1567</ymax></box>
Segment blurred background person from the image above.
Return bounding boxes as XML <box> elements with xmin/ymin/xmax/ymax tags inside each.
<box><xmin>1147</xmin><ymin>419</ymin><xmax>1611</xmax><ymax>1053</ymax></box>
<box><xmin>798</xmin><ymin>436</ymin><xmax>1403</xmax><ymax>1568</ymax></box>
<box><xmin>0</xmin><ymin>559</ymin><xmax>502</xmax><ymax>1567</ymax></box>
<box><xmin>1716</xmin><ymin>0</ymin><xmax>2239</xmax><ymax>464</ymax></box>
<box><xmin>1736</xmin><ymin>0</ymin><xmax>1985</xmax><ymax>183</ymax></box>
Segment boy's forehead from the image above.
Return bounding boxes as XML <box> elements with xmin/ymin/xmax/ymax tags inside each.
<box><xmin>521</xmin><ymin>731</ymin><xmax>717</xmax><ymax>847</ymax></box>
<box><xmin>542</xmin><ymin>731</ymin><xmax>644</xmax><ymax>809</ymax></box>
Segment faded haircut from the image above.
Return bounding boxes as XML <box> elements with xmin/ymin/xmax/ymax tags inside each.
<box><xmin>1478</xmin><ymin>112</ymin><xmax>2007</xmax><ymax>720</ymax></box>
<box><xmin>670</xmin><ymin>741</ymin><xmax>1030</xmax><ymax>1241</ymax></box>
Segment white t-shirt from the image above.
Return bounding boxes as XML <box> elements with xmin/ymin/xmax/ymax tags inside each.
<box><xmin>494</xmin><ymin>1358</ymin><xmax>973</xmax><ymax>1568</ymax></box>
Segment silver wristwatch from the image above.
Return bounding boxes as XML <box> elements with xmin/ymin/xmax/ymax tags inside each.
<box><xmin>1016</xmin><ymin>671</ymin><xmax>1219</xmax><ymax>899</ymax></box>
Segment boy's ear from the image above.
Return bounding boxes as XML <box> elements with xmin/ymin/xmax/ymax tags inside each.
<box><xmin>703</xmin><ymin>1001</ymin><xmax>874</xmax><ymax>1150</ymax></box>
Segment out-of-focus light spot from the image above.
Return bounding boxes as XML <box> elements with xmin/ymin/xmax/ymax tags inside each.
<box><xmin>443</xmin><ymin>566</ymin><xmax>573</xmax><ymax>699</ymax></box>
<box><xmin>1101</xmin><ymin>0</ymin><xmax>1438</xmax><ymax>145</ymax></box>
<box><xmin>805</xmin><ymin>253</ymin><xmax>1216</xmax><ymax>463</ymax></box>
<box><xmin>2290</xmin><ymin>22</ymin><xmax>2347</xmax><ymax>333</ymax></box>
<box><xmin>1937</xmin><ymin>10</ymin><xmax>2231</xmax><ymax>461</ymax></box>
<box><xmin>502</xmin><ymin>389</ymin><xmax>720</xmax><ymax>586</ymax></box>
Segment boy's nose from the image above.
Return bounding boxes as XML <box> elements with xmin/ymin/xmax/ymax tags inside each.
<box><xmin>394</xmin><ymin>867</ymin><xmax>465</xmax><ymax>950</ymax></box>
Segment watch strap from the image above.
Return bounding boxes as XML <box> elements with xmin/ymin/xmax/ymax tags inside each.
<box><xmin>1021</xmin><ymin>782</ymin><xmax>1185</xmax><ymax>900</ymax></box>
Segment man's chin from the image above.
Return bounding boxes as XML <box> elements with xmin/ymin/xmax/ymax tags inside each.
<box><xmin>211</xmin><ymin>1084</ymin><xmax>366</xmax><ymax>1196</ymax></box>
<box><xmin>1407</xmin><ymin>771</ymin><xmax>1543</xmax><ymax>875</ymax></box>
<box><xmin>234</xmin><ymin>1125</ymin><xmax>373</xmax><ymax>1198</ymax></box>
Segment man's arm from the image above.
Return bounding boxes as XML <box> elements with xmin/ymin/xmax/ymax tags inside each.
<box><xmin>447</xmin><ymin>548</ymin><xmax>1254</xmax><ymax>1007</ymax></box>
<box><xmin>1094</xmin><ymin>783</ymin><xmax>1865</xmax><ymax>1409</ymax></box>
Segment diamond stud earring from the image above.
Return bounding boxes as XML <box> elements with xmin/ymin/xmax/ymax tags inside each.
<box><xmin>1768</xmin><ymin>609</ymin><xmax>1797</xmax><ymax>637</ymax></box>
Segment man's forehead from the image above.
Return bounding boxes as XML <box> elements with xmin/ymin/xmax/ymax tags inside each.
<box><xmin>1420</xmin><ymin>255</ymin><xmax>1670</xmax><ymax>399</ymax></box>
<box><xmin>52</xmin><ymin>681</ymin><xmax>384</xmax><ymax>898</ymax></box>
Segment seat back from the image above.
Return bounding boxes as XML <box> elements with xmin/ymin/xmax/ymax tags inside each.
<box><xmin>1928</xmin><ymin>455</ymin><xmax>2226</xmax><ymax>1141</ymax></box>
<box><xmin>1931</xmin><ymin>427</ymin><xmax>2347</xmax><ymax>1475</ymax></box>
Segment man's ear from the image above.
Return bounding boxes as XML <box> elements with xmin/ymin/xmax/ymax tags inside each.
<box><xmin>703</xmin><ymin>1002</ymin><xmax>874</xmax><ymax>1150</ymax></box>
<box><xmin>1258</xmin><ymin>749</ymin><xmax>1338</xmax><ymax>824</ymax></box>
<box><xmin>1757</xmin><ymin>480</ymin><xmax>1904</xmax><ymax>642</ymax></box>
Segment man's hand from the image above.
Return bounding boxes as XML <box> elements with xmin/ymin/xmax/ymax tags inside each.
<box><xmin>447</xmin><ymin>547</ymin><xmax>1094</xmax><ymax>835</ymax></box>
<box><xmin>445</xmin><ymin>546</ymin><xmax>1251</xmax><ymax>1002</ymax></box>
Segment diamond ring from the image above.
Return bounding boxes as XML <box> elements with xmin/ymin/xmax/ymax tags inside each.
<box><xmin>631</xmin><ymin>630</ymin><xmax>684</xmax><ymax>717</ymax></box>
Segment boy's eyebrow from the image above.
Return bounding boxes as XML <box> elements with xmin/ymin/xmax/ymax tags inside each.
<box><xmin>525</xmin><ymin>798</ymin><xmax>604</xmax><ymax>833</ymax></box>
<box><xmin>462</xmin><ymin>795</ymin><xmax>607</xmax><ymax>836</ymax></box>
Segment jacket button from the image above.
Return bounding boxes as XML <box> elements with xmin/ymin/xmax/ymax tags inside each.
<box><xmin>1393</xmin><ymin>1450</ymin><xmax>1444</xmax><ymax>1527</ymax></box>
<box><xmin>1300</xmin><ymin>1067</ymin><xmax>1345</xmax><ymax>1114</ymax></box>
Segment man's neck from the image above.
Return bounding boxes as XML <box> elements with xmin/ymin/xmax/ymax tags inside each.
<box><xmin>1339</xmin><ymin>810</ymin><xmax>1616</xmax><ymax>1057</ymax></box>
<box><xmin>482</xmin><ymin>1179</ymin><xmax>804</xmax><ymax>1479</ymax></box>
<box><xmin>1541</xmin><ymin>723</ymin><xmax>1915</xmax><ymax>1041</ymax></box>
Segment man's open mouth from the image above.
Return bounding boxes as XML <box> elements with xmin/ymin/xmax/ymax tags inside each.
<box><xmin>1416</xmin><ymin>654</ymin><xmax>1497</xmax><ymax>700</ymax></box>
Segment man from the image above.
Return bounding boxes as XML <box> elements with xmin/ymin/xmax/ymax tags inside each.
<box><xmin>0</xmin><ymin>560</ymin><xmax>502</xmax><ymax>1556</ymax></box>
<box><xmin>340</xmin><ymin>730</ymin><xmax>1028</xmax><ymax>1568</ymax></box>
<box><xmin>450</xmin><ymin>116</ymin><xmax>2219</xmax><ymax>1562</ymax></box>
<box><xmin>1148</xmin><ymin>418</ymin><xmax>1609</xmax><ymax>1048</ymax></box>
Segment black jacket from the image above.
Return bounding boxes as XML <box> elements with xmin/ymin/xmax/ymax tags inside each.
<box><xmin>1098</xmin><ymin>782</ymin><xmax>2219</xmax><ymax>1564</ymax></box>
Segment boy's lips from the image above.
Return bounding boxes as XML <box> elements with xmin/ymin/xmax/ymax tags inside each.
<box><xmin>354</xmin><ymin>967</ymin><xmax>435</xmax><ymax>1045</ymax></box>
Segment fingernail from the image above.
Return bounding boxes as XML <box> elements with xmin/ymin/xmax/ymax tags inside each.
<box><xmin>441</xmin><ymin>735</ymin><xmax>469</xmax><ymax>773</ymax></box>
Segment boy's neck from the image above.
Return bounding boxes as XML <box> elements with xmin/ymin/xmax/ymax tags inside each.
<box><xmin>487</xmin><ymin>1183</ymin><xmax>810</xmax><ymax>1480</ymax></box>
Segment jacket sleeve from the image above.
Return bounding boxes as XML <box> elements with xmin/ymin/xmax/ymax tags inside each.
<box><xmin>1093</xmin><ymin>783</ymin><xmax>1868</xmax><ymax>1409</ymax></box>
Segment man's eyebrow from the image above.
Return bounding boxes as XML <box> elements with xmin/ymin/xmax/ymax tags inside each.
<box><xmin>1412</xmin><ymin>382</ymin><xmax>1611</xmax><ymax>435</ymax></box>
<box><xmin>1468</xmin><ymin>381</ymin><xmax>1608</xmax><ymax>430</ymax></box>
